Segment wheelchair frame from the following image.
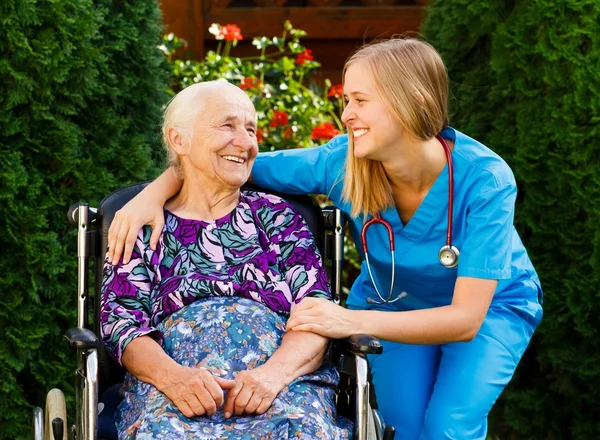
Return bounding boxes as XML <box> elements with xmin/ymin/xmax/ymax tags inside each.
<box><xmin>33</xmin><ymin>183</ymin><xmax>395</xmax><ymax>440</ymax></box>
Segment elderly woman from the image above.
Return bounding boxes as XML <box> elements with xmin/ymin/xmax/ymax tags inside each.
<box><xmin>101</xmin><ymin>81</ymin><xmax>352</xmax><ymax>439</ymax></box>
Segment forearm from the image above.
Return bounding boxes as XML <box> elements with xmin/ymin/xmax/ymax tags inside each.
<box><xmin>121</xmin><ymin>335</ymin><xmax>180</xmax><ymax>389</ymax></box>
<box><xmin>144</xmin><ymin>168</ymin><xmax>182</xmax><ymax>203</ymax></box>
<box><xmin>355</xmin><ymin>305</ymin><xmax>482</xmax><ymax>344</ymax></box>
<box><xmin>262</xmin><ymin>331</ymin><xmax>328</xmax><ymax>386</ymax></box>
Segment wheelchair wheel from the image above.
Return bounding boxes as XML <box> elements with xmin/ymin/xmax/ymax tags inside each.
<box><xmin>44</xmin><ymin>389</ymin><xmax>67</xmax><ymax>440</ymax></box>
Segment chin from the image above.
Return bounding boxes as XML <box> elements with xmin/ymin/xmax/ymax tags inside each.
<box><xmin>352</xmin><ymin>143</ymin><xmax>370</xmax><ymax>159</ymax></box>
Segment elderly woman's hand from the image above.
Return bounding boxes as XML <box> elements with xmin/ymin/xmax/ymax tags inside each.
<box><xmin>222</xmin><ymin>366</ymin><xmax>286</xmax><ymax>418</ymax></box>
<box><xmin>157</xmin><ymin>365</ymin><xmax>236</xmax><ymax>418</ymax></box>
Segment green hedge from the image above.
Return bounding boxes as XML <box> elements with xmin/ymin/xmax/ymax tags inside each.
<box><xmin>423</xmin><ymin>0</ymin><xmax>600</xmax><ymax>438</ymax></box>
<box><xmin>0</xmin><ymin>0</ymin><xmax>168</xmax><ymax>437</ymax></box>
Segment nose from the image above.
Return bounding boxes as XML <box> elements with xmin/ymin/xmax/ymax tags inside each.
<box><xmin>233</xmin><ymin>127</ymin><xmax>257</xmax><ymax>152</ymax></box>
<box><xmin>341</xmin><ymin>103</ymin><xmax>354</xmax><ymax>125</ymax></box>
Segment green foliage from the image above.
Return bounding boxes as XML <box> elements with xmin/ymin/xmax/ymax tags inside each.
<box><xmin>161</xmin><ymin>21</ymin><xmax>345</xmax><ymax>152</ymax></box>
<box><xmin>423</xmin><ymin>0</ymin><xmax>600</xmax><ymax>438</ymax></box>
<box><xmin>0</xmin><ymin>0</ymin><xmax>168</xmax><ymax>437</ymax></box>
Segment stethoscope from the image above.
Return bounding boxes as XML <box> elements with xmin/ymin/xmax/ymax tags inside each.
<box><xmin>361</xmin><ymin>134</ymin><xmax>459</xmax><ymax>305</ymax></box>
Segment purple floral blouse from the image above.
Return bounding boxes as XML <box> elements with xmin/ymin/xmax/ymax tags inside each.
<box><xmin>101</xmin><ymin>190</ymin><xmax>331</xmax><ymax>365</ymax></box>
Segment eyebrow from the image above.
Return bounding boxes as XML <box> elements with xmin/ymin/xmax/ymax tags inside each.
<box><xmin>218</xmin><ymin>114</ymin><xmax>257</xmax><ymax>129</ymax></box>
<box><xmin>343</xmin><ymin>91</ymin><xmax>369</xmax><ymax>98</ymax></box>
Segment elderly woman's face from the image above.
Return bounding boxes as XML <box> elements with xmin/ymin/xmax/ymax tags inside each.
<box><xmin>186</xmin><ymin>87</ymin><xmax>258</xmax><ymax>190</ymax></box>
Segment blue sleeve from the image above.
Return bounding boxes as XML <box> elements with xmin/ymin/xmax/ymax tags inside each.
<box><xmin>251</xmin><ymin>135</ymin><xmax>347</xmax><ymax>195</ymax></box>
<box><xmin>457</xmin><ymin>181</ymin><xmax>516</xmax><ymax>279</ymax></box>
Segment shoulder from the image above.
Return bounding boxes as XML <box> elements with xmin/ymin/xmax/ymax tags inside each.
<box><xmin>450</xmin><ymin>127</ymin><xmax>516</xmax><ymax>193</ymax></box>
<box><xmin>241</xmin><ymin>188</ymin><xmax>293</xmax><ymax>210</ymax></box>
<box><xmin>241</xmin><ymin>189</ymin><xmax>311</xmax><ymax>232</ymax></box>
<box><xmin>322</xmin><ymin>134</ymin><xmax>349</xmax><ymax>162</ymax></box>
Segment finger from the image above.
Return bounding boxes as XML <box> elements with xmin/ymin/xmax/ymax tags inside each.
<box><xmin>184</xmin><ymin>394</ymin><xmax>208</xmax><ymax>417</ymax></box>
<box><xmin>214</xmin><ymin>376</ymin><xmax>236</xmax><ymax>391</ymax></box>
<box><xmin>243</xmin><ymin>393</ymin><xmax>262</xmax><ymax>414</ymax></box>
<box><xmin>255</xmin><ymin>397</ymin><xmax>273</xmax><ymax>415</ymax></box>
<box><xmin>191</xmin><ymin>379</ymin><xmax>220</xmax><ymax>416</ymax></box>
<box><xmin>149</xmin><ymin>220</ymin><xmax>164</xmax><ymax>250</ymax></box>
<box><xmin>173</xmin><ymin>398</ymin><xmax>196</xmax><ymax>419</ymax></box>
<box><xmin>122</xmin><ymin>229</ymin><xmax>139</xmax><ymax>265</ymax></box>
<box><xmin>223</xmin><ymin>381</ymin><xmax>243</xmax><ymax>419</ymax></box>
<box><xmin>233</xmin><ymin>384</ymin><xmax>253</xmax><ymax>415</ymax></box>
<box><xmin>111</xmin><ymin>224</ymin><xmax>129</xmax><ymax>265</ymax></box>
<box><xmin>204</xmin><ymin>376</ymin><xmax>227</xmax><ymax>409</ymax></box>
<box><xmin>286</xmin><ymin>313</ymin><xmax>319</xmax><ymax>331</ymax></box>
<box><xmin>107</xmin><ymin>217</ymin><xmax>122</xmax><ymax>263</ymax></box>
<box><xmin>289</xmin><ymin>323</ymin><xmax>323</xmax><ymax>334</ymax></box>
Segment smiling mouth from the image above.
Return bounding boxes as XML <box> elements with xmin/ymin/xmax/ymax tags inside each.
<box><xmin>353</xmin><ymin>129</ymin><xmax>369</xmax><ymax>139</ymax></box>
<box><xmin>222</xmin><ymin>155</ymin><xmax>246</xmax><ymax>164</ymax></box>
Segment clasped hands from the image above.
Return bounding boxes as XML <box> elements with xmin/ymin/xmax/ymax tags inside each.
<box><xmin>157</xmin><ymin>364</ymin><xmax>285</xmax><ymax>419</ymax></box>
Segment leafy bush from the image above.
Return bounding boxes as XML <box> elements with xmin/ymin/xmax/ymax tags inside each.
<box><xmin>0</xmin><ymin>0</ymin><xmax>168</xmax><ymax>437</ymax></box>
<box><xmin>423</xmin><ymin>0</ymin><xmax>600</xmax><ymax>438</ymax></box>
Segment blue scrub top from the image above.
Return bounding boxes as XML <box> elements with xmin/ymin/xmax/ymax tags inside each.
<box><xmin>252</xmin><ymin>127</ymin><xmax>543</xmax><ymax>318</ymax></box>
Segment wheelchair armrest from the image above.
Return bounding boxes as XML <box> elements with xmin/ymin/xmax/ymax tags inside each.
<box><xmin>65</xmin><ymin>328</ymin><xmax>98</xmax><ymax>350</ymax></box>
<box><xmin>338</xmin><ymin>334</ymin><xmax>383</xmax><ymax>355</ymax></box>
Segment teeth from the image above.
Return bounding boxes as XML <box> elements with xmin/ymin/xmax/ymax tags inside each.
<box><xmin>353</xmin><ymin>129</ymin><xmax>368</xmax><ymax>138</ymax></box>
<box><xmin>222</xmin><ymin>155</ymin><xmax>245</xmax><ymax>164</ymax></box>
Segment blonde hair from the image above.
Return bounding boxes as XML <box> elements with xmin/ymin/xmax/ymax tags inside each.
<box><xmin>341</xmin><ymin>38</ymin><xmax>449</xmax><ymax>218</ymax></box>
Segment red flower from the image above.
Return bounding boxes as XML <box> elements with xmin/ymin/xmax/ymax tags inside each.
<box><xmin>283</xmin><ymin>127</ymin><xmax>294</xmax><ymax>139</ymax></box>
<box><xmin>296</xmin><ymin>49</ymin><xmax>314</xmax><ymax>66</ymax></box>
<box><xmin>328</xmin><ymin>84</ymin><xmax>343</xmax><ymax>98</ymax></box>
<box><xmin>256</xmin><ymin>130</ymin><xmax>264</xmax><ymax>143</ymax></box>
<box><xmin>240</xmin><ymin>76</ymin><xmax>262</xmax><ymax>90</ymax></box>
<box><xmin>311</xmin><ymin>123</ymin><xmax>340</xmax><ymax>141</ymax></box>
<box><xmin>270</xmin><ymin>110</ymin><xmax>289</xmax><ymax>128</ymax></box>
<box><xmin>219</xmin><ymin>24</ymin><xmax>243</xmax><ymax>41</ymax></box>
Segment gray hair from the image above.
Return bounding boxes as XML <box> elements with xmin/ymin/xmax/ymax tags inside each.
<box><xmin>162</xmin><ymin>80</ymin><xmax>238</xmax><ymax>178</ymax></box>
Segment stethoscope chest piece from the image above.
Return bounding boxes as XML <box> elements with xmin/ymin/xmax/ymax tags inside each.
<box><xmin>438</xmin><ymin>245</ymin><xmax>459</xmax><ymax>268</ymax></box>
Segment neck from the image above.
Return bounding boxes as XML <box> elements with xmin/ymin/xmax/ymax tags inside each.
<box><xmin>166</xmin><ymin>172</ymin><xmax>241</xmax><ymax>221</ymax></box>
<box><xmin>382</xmin><ymin>136</ymin><xmax>449</xmax><ymax>193</ymax></box>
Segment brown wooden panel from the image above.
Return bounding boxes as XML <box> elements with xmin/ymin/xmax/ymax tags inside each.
<box><xmin>205</xmin><ymin>6</ymin><xmax>424</xmax><ymax>40</ymax></box>
<box><xmin>160</xmin><ymin>0</ymin><xmax>426</xmax><ymax>83</ymax></box>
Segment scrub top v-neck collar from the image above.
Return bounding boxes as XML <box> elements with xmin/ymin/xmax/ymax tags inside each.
<box><xmin>377</xmin><ymin>128</ymin><xmax>457</xmax><ymax>252</ymax></box>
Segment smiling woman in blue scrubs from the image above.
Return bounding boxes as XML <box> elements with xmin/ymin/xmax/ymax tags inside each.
<box><xmin>107</xmin><ymin>38</ymin><xmax>543</xmax><ymax>440</ymax></box>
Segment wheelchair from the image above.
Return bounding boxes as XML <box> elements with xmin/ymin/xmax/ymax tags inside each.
<box><xmin>33</xmin><ymin>183</ymin><xmax>396</xmax><ymax>440</ymax></box>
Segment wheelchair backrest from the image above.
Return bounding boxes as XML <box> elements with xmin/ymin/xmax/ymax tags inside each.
<box><xmin>92</xmin><ymin>182</ymin><xmax>325</xmax><ymax>395</ymax></box>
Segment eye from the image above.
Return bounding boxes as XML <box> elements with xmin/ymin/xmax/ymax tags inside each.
<box><xmin>246</xmin><ymin>127</ymin><xmax>257</xmax><ymax>135</ymax></box>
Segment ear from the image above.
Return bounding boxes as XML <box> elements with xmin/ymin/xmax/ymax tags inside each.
<box><xmin>167</xmin><ymin>127</ymin><xmax>189</xmax><ymax>156</ymax></box>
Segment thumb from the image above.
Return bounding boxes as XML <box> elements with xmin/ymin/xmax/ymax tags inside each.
<box><xmin>214</xmin><ymin>376</ymin><xmax>236</xmax><ymax>390</ymax></box>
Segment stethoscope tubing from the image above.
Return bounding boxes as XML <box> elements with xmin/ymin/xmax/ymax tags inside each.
<box><xmin>362</xmin><ymin>133</ymin><xmax>458</xmax><ymax>305</ymax></box>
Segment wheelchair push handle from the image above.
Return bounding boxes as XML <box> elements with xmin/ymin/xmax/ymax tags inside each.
<box><xmin>67</xmin><ymin>202</ymin><xmax>97</xmax><ymax>228</ymax></box>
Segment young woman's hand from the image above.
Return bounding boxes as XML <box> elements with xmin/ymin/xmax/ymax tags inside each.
<box><xmin>287</xmin><ymin>297</ymin><xmax>355</xmax><ymax>339</ymax></box>
<box><xmin>157</xmin><ymin>365</ymin><xmax>236</xmax><ymax>418</ymax></box>
<box><xmin>107</xmin><ymin>193</ymin><xmax>165</xmax><ymax>265</ymax></box>
<box><xmin>222</xmin><ymin>366</ymin><xmax>286</xmax><ymax>418</ymax></box>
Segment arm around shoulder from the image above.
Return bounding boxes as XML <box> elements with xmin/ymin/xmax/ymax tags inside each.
<box><xmin>107</xmin><ymin>168</ymin><xmax>182</xmax><ymax>264</ymax></box>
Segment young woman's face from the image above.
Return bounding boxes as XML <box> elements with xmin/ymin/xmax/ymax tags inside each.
<box><xmin>185</xmin><ymin>88</ymin><xmax>258</xmax><ymax>190</ymax></box>
<box><xmin>342</xmin><ymin>61</ymin><xmax>405</xmax><ymax>161</ymax></box>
